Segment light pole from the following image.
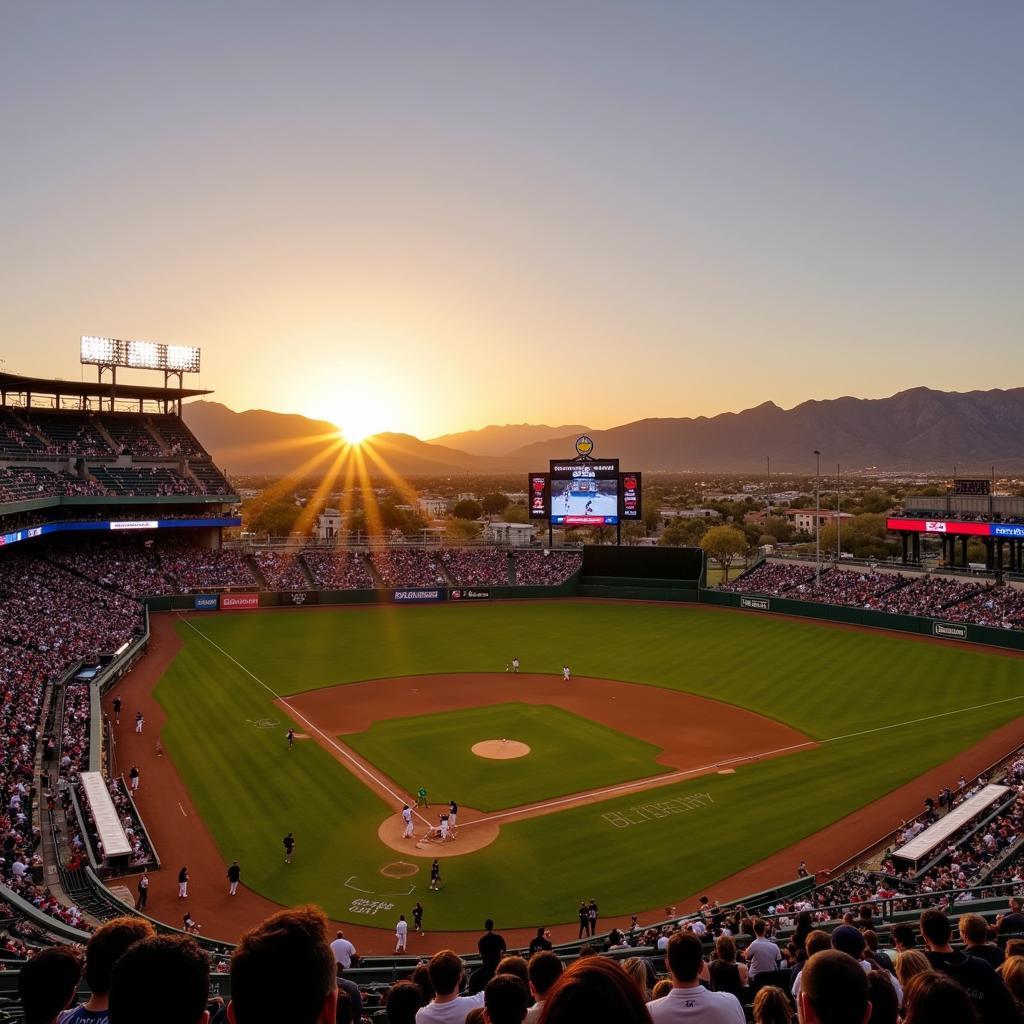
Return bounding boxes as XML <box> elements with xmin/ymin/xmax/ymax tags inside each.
<box><xmin>814</xmin><ymin>450</ymin><xmax>821</xmax><ymax>582</ymax></box>
<box><xmin>766</xmin><ymin>455</ymin><xmax>771</xmax><ymax>521</ymax></box>
<box><xmin>836</xmin><ymin>462</ymin><xmax>841</xmax><ymax>561</ymax></box>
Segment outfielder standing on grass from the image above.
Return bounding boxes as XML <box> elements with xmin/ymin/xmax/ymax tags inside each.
<box><xmin>283</xmin><ymin>832</ymin><xmax>295</xmax><ymax>864</ymax></box>
<box><xmin>413</xmin><ymin>901</ymin><xmax>424</xmax><ymax>935</ymax></box>
<box><xmin>430</xmin><ymin>859</ymin><xmax>442</xmax><ymax>891</ymax></box>
<box><xmin>286</xmin><ymin>728</ymin><xmax>295</xmax><ymax>749</ymax></box>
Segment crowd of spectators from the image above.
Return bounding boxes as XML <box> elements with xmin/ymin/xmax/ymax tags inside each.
<box><xmin>301</xmin><ymin>549</ymin><xmax>375</xmax><ymax>589</ymax></box>
<box><xmin>0</xmin><ymin>467</ymin><xmax>107</xmax><ymax>503</ymax></box>
<box><xmin>371</xmin><ymin>549</ymin><xmax>447</xmax><ymax>587</ymax></box>
<box><xmin>724</xmin><ymin>560</ymin><xmax>1024</xmax><ymax>631</ymax></box>
<box><xmin>59</xmin><ymin>683</ymin><xmax>92</xmax><ymax>777</ymax></box>
<box><xmin>156</xmin><ymin>542</ymin><xmax>257</xmax><ymax>591</ymax></box>
<box><xmin>513</xmin><ymin>550</ymin><xmax>582</xmax><ymax>586</ymax></box>
<box><xmin>439</xmin><ymin>547</ymin><xmax>511</xmax><ymax>586</ymax></box>
<box><xmin>253</xmin><ymin>549</ymin><xmax>311</xmax><ymax>590</ymax></box>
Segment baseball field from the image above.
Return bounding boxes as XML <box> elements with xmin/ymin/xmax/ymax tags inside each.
<box><xmin>120</xmin><ymin>600</ymin><xmax>1024</xmax><ymax>938</ymax></box>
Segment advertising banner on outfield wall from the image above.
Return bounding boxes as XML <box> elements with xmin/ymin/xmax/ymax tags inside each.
<box><xmin>193</xmin><ymin>594</ymin><xmax>218</xmax><ymax>610</ymax></box>
<box><xmin>285</xmin><ymin>591</ymin><xmax>319</xmax><ymax>606</ymax></box>
<box><xmin>740</xmin><ymin>595</ymin><xmax>771</xmax><ymax>611</ymax></box>
<box><xmin>449</xmin><ymin>588</ymin><xmax>491</xmax><ymax>601</ymax></box>
<box><xmin>392</xmin><ymin>588</ymin><xmax>447</xmax><ymax>603</ymax></box>
<box><xmin>220</xmin><ymin>593</ymin><xmax>259</xmax><ymax>610</ymax></box>
<box><xmin>932</xmin><ymin>621</ymin><xmax>968</xmax><ymax>640</ymax></box>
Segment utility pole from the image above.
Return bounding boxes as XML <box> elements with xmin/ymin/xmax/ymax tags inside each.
<box><xmin>836</xmin><ymin>462</ymin><xmax>841</xmax><ymax>561</ymax></box>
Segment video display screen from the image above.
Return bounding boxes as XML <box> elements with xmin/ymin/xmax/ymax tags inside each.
<box><xmin>550</xmin><ymin>475</ymin><xmax>619</xmax><ymax>525</ymax></box>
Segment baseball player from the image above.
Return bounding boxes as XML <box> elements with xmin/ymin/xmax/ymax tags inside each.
<box><xmin>511</xmin><ymin>657</ymin><xmax>520</xmax><ymax>674</ymax></box>
<box><xmin>401</xmin><ymin>805</ymin><xmax>414</xmax><ymax>838</ymax></box>
<box><xmin>438</xmin><ymin>814</ymin><xmax>450</xmax><ymax>842</ymax></box>
<box><xmin>129</xmin><ymin>765</ymin><xmax>140</xmax><ymax>791</ymax></box>
<box><xmin>286</xmin><ymin>729</ymin><xmax>295</xmax><ymax>749</ymax></box>
<box><xmin>283</xmin><ymin>832</ymin><xmax>295</xmax><ymax>864</ymax></box>
<box><xmin>135</xmin><ymin>711</ymin><xmax>144</xmax><ymax>734</ymax></box>
<box><xmin>563</xmin><ymin>665</ymin><xmax>571</xmax><ymax>681</ymax></box>
<box><xmin>448</xmin><ymin>800</ymin><xmax>458</xmax><ymax>836</ymax></box>
<box><xmin>177</xmin><ymin>866</ymin><xmax>188</xmax><ymax>898</ymax></box>
<box><xmin>136</xmin><ymin>872</ymin><xmax>149</xmax><ymax>909</ymax></box>
<box><xmin>183</xmin><ymin>912</ymin><xmax>201</xmax><ymax>934</ymax></box>
<box><xmin>416</xmin><ymin>786</ymin><xmax>428</xmax><ymax>809</ymax></box>
<box><xmin>112</xmin><ymin>695</ymin><xmax>122</xmax><ymax>724</ymax></box>
<box><xmin>429</xmin><ymin>859</ymin><xmax>441</xmax><ymax>891</ymax></box>
<box><xmin>413</xmin><ymin>901</ymin><xmax>424</xmax><ymax>934</ymax></box>
<box><xmin>395</xmin><ymin>914</ymin><xmax>408</xmax><ymax>953</ymax></box>
<box><xmin>227</xmin><ymin>861</ymin><xmax>241</xmax><ymax>896</ymax></box>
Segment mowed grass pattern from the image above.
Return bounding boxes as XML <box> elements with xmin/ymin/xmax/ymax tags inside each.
<box><xmin>154</xmin><ymin>603</ymin><xmax>1024</xmax><ymax>929</ymax></box>
<box><xmin>344</xmin><ymin>702</ymin><xmax>669</xmax><ymax>812</ymax></box>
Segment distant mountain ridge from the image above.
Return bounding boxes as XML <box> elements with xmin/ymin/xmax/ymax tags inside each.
<box><xmin>185</xmin><ymin>388</ymin><xmax>1024</xmax><ymax>476</ymax></box>
<box><xmin>429</xmin><ymin>423</ymin><xmax>590</xmax><ymax>457</ymax></box>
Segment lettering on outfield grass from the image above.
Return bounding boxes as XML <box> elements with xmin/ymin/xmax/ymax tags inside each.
<box><xmin>348</xmin><ymin>898</ymin><xmax>396</xmax><ymax>916</ymax></box>
<box><xmin>602</xmin><ymin>791</ymin><xmax>714</xmax><ymax>829</ymax></box>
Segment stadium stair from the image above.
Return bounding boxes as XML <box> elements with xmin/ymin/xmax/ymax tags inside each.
<box><xmin>247</xmin><ymin>554</ymin><xmax>270</xmax><ymax>589</ymax></box>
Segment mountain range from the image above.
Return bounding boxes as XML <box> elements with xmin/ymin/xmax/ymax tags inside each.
<box><xmin>184</xmin><ymin>387</ymin><xmax>1024</xmax><ymax>477</ymax></box>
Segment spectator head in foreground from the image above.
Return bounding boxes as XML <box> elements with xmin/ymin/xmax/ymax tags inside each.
<box><xmin>229</xmin><ymin>905</ymin><xmax>337</xmax><ymax>1024</ymax></box>
<box><xmin>901</xmin><ymin>971</ymin><xmax>976</xmax><ymax>1024</ymax></box>
<box><xmin>385</xmin><ymin>981</ymin><xmax>423</xmax><ymax>1024</ymax></box>
<box><xmin>894</xmin><ymin>950</ymin><xmax>931</xmax><ymax>989</ymax></box>
<box><xmin>891</xmin><ymin>924</ymin><xmax>916</xmax><ymax>952</ymax></box>
<box><xmin>830</xmin><ymin>926</ymin><xmax>866</xmax><ymax>962</ymax></box>
<box><xmin>496</xmin><ymin>955</ymin><xmax>530</xmax><ymax>985</ymax></box>
<box><xmin>427</xmin><ymin>949</ymin><xmax>466</xmax><ymax>997</ymax></box>
<box><xmin>18</xmin><ymin>947</ymin><xmax>82</xmax><ymax>1024</ymax></box>
<box><xmin>528</xmin><ymin>950</ymin><xmax>563</xmax><ymax>1005</ymax></box>
<box><xmin>665</xmin><ymin>930</ymin><xmax>704</xmax><ymax>984</ymax></box>
<box><xmin>1001</xmin><ymin>956</ymin><xmax>1024</xmax><ymax>1013</ymax></box>
<box><xmin>797</xmin><ymin>951</ymin><xmax>871</xmax><ymax>1024</ymax></box>
<box><xmin>919</xmin><ymin>909</ymin><xmax>954</xmax><ymax>950</ymax></box>
<box><xmin>484</xmin><ymin>974</ymin><xmax>529</xmax><ymax>1024</ymax></box>
<box><xmin>109</xmin><ymin>935</ymin><xmax>210</xmax><ymax>1024</ymax></box>
<box><xmin>753</xmin><ymin>985</ymin><xmax>792</xmax><ymax>1024</ymax></box>
<box><xmin>864</xmin><ymin>970</ymin><xmax>898</xmax><ymax>1024</ymax></box>
<box><xmin>78</xmin><ymin>915</ymin><xmax>155</xmax><ymax>1014</ymax></box>
<box><xmin>537</xmin><ymin>956</ymin><xmax>650</xmax><ymax>1024</ymax></box>
<box><xmin>805</xmin><ymin>931</ymin><xmax>832</xmax><ymax>958</ymax></box>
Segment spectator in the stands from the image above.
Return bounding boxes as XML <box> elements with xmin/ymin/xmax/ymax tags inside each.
<box><xmin>525</xmin><ymin>952</ymin><xmax>562</xmax><ymax>1024</ymax></box>
<box><xmin>864</xmin><ymin>971</ymin><xmax>898</xmax><ymax>1024</ymax></box>
<box><xmin>919</xmin><ymin>908</ymin><xmax>1016</xmax><ymax>1023</ymax></box>
<box><xmin>891</xmin><ymin>924</ymin><xmax>916</xmax><ymax>953</ymax></box>
<box><xmin>745</xmin><ymin>919</ymin><xmax>782</xmax><ymax>979</ymax></box>
<box><xmin>797</xmin><ymin>951</ymin><xmax>871</xmax><ymax>1024</ymax></box>
<box><xmin>999</xmin><ymin>897</ymin><xmax>1024</xmax><ymax>946</ymax></box>
<box><xmin>483</xmin><ymin>974</ymin><xmax>529</xmax><ymax>1024</ymax></box>
<box><xmin>417</xmin><ymin>949</ymin><xmax>483</xmax><ymax>1024</ymax></box>
<box><xmin>901</xmin><ymin>972</ymin><xmax>977</xmax><ymax>1024</ymax></box>
<box><xmin>541</xmin><ymin>957</ymin><xmax>651</xmax><ymax>1024</ymax></box>
<box><xmin>751</xmin><ymin>986</ymin><xmax>791</xmax><ymax>1024</ymax></box>
<box><xmin>1000</xmin><ymin>956</ymin><xmax>1024</xmax><ymax>1018</ymax></box>
<box><xmin>108</xmin><ymin>935</ymin><xmax>210</xmax><ymax>1024</ymax></box>
<box><xmin>228</xmin><ymin>906</ymin><xmax>337</xmax><ymax>1024</ymax></box>
<box><xmin>386</xmin><ymin>982</ymin><xmax>425</xmax><ymax>1024</ymax></box>
<box><xmin>960</xmin><ymin>913</ymin><xmax>1005</xmax><ymax>968</ymax></box>
<box><xmin>861</xmin><ymin>932</ymin><xmax>893</xmax><ymax>976</ymax></box>
<box><xmin>708</xmin><ymin>934</ymin><xmax>747</xmax><ymax>1000</ymax></box>
<box><xmin>471</xmin><ymin>920</ymin><xmax>507</xmax><ymax>993</ymax></box>
<box><xmin>647</xmin><ymin>930</ymin><xmax>743</xmax><ymax>1024</ymax></box>
<box><xmin>893</xmin><ymin>950</ymin><xmax>931</xmax><ymax>991</ymax></box>
<box><xmin>63</xmin><ymin>915</ymin><xmax>155</xmax><ymax>1024</ymax></box>
<box><xmin>18</xmin><ymin>947</ymin><xmax>82</xmax><ymax>1024</ymax></box>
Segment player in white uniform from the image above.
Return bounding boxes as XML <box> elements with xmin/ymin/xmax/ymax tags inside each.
<box><xmin>563</xmin><ymin>665</ymin><xmax>571</xmax><ymax>681</ymax></box>
<box><xmin>395</xmin><ymin>914</ymin><xmax>408</xmax><ymax>953</ymax></box>
<box><xmin>448</xmin><ymin>800</ymin><xmax>458</xmax><ymax>836</ymax></box>
<box><xmin>401</xmin><ymin>804</ymin><xmax>414</xmax><ymax>838</ymax></box>
<box><xmin>439</xmin><ymin>814</ymin><xmax>450</xmax><ymax>841</ymax></box>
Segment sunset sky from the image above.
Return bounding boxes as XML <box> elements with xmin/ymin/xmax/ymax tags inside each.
<box><xmin>2</xmin><ymin>2</ymin><xmax>1021</xmax><ymax>440</ymax></box>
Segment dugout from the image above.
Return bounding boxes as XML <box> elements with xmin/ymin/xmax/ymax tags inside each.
<box><xmin>579</xmin><ymin>545</ymin><xmax>703</xmax><ymax>600</ymax></box>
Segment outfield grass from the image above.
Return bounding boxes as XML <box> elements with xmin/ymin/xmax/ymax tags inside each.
<box><xmin>344</xmin><ymin>702</ymin><xmax>668</xmax><ymax>812</ymax></box>
<box><xmin>154</xmin><ymin>602</ymin><xmax>1024</xmax><ymax>929</ymax></box>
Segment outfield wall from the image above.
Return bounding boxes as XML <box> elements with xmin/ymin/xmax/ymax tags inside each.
<box><xmin>701</xmin><ymin>587</ymin><xmax>1024</xmax><ymax>653</ymax></box>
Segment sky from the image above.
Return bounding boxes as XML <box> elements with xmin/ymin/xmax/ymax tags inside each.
<box><xmin>2</xmin><ymin>2</ymin><xmax>1022</xmax><ymax>440</ymax></box>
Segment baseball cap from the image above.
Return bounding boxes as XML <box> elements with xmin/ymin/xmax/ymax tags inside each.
<box><xmin>830</xmin><ymin>926</ymin><xmax>865</xmax><ymax>959</ymax></box>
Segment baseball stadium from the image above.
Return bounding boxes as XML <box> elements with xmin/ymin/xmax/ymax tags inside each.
<box><xmin>3</xmin><ymin>355</ymin><xmax>1024</xmax><ymax>1021</ymax></box>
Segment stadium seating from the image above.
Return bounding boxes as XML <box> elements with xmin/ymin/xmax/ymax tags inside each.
<box><xmin>24</xmin><ymin>412</ymin><xmax>113</xmax><ymax>457</ymax></box>
<box><xmin>513</xmin><ymin>550</ymin><xmax>582</xmax><ymax>586</ymax></box>
<box><xmin>301</xmin><ymin>549</ymin><xmax>375</xmax><ymax>590</ymax></box>
<box><xmin>253</xmin><ymin>549</ymin><xmax>311</xmax><ymax>590</ymax></box>
<box><xmin>100</xmin><ymin>416</ymin><xmax>165</xmax><ymax>458</ymax></box>
<box><xmin>440</xmin><ymin>547</ymin><xmax>511</xmax><ymax>586</ymax></box>
<box><xmin>370</xmin><ymin>549</ymin><xmax>447</xmax><ymax>587</ymax></box>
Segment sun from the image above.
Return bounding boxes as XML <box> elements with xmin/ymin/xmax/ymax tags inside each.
<box><xmin>331</xmin><ymin>395</ymin><xmax>389</xmax><ymax>445</ymax></box>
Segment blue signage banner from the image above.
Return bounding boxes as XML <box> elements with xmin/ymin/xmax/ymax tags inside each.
<box><xmin>194</xmin><ymin>594</ymin><xmax>219</xmax><ymax>610</ymax></box>
<box><xmin>991</xmin><ymin>524</ymin><xmax>1024</xmax><ymax>539</ymax></box>
<box><xmin>392</xmin><ymin>588</ymin><xmax>448</xmax><ymax>603</ymax></box>
<box><xmin>0</xmin><ymin>517</ymin><xmax>241</xmax><ymax>547</ymax></box>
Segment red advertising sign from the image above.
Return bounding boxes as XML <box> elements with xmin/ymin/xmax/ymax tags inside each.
<box><xmin>219</xmin><ymin>592</ymin><xmax>260</xmax><ymax>610</ymax></box>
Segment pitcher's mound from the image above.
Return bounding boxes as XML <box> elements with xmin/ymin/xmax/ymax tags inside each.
<box><xmin>472</xmin><ymin>739</ymin><xmax>530</xmax><ymax>760</ymax></box>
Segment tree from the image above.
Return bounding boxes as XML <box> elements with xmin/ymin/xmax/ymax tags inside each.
<box><xmin>820</xmin><ymin>513</ymin><xmax>893</xmax><ymax>560</ymax></box>
<box><xmin>700</xmin><ymin>525</ymin><xmax>748</xmax><ymax>582</ymax></box>
<box><xmin>659</xmin><ymin>518</ymin><xmax>708</xmax><ymax>547</ymax></box>
<box><xmin>622</xmin><ymin>522</ymin><xmax>647</xmax><ymax>546</ymax></box>
<box><xmin>452</xmin><ymin>499</ymin><xmax>482</xmax><ymax>520</ymax></box>
<box><xmin>446</xmin><ymin>518</ymin><xmax>483</xmax><ymax>541</ymax></box>
<box><xmin>762</xmin><ymin>516</ymin><xmax>794</xmax><ymax>543</ymax></box>
<box><xmin>481</xmin><ymin>492</ymin><xmax>510</xmax><ymax>515</ymax></box>
<box><xmin>247</xmin><ymin>501</ymin><xmax>302</xmax><ymax>537</ymax></box>
<box><xmin>503</xmin><ymin>503</ymin><xmax>529</xmax><ymax>524</ymax></box>
<box><xmin>642</xmin><ymin>506</ymin><xmax>661</xmax><ymax>533</ymax></box>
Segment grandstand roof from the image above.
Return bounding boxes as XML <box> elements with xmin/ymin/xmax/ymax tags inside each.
<box><xmin>0</xmin><ymin>371</ymin><xmax>211</xmax><ymax>403</ymax></box>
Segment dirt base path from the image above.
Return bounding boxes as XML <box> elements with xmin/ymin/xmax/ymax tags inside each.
<box><xmin>105</xmin><ymin>611</ymin><xmax>1024</xmax><ymax>953</ymax></box>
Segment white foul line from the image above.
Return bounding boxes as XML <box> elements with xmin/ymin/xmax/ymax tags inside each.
<box><xmin>176</xmin><ymin>616</ymin><xmax>432</xmax><ymax>825</ymax></box>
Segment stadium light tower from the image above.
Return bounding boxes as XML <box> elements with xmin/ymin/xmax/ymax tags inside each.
<box><xmin>814</xmin><ymin>450</ymin><xmax>821</xmax><ymax>582</ymax></box>
<box><xmin>836</xmin><ymin>462</ymin><xmax>841</xmax><ymax>562</ymax></box>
